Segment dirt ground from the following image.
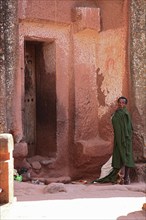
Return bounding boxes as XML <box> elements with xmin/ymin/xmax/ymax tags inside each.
<box><xmin>1</xmin><ymin>180</ymin><xmax>146</xmax><ymax>220</ymax></box>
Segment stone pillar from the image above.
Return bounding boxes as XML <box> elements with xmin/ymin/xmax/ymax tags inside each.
<box><xmin>0</xmin><ymin>134</ymin><xmax>14</xmax><ymax>204</ymax></box>
<box><xmin>0</xmin><ymin>0</ymin><xmax>7</xmax><ymax>132</ymax></box>
<box><xmin>130</xmin><ymin>0</ymin><xmax>146</xmax><ymax>160</ymax></box>
<box><xmin>0</xmin><ymin>0</ymin><xmax>18</xmax><ymax>134</ymax></box>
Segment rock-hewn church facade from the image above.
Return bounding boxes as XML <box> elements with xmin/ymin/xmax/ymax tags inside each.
<box><xmin>0</xmin><ymin>0</ymin><xmax>145</xmax><ymax>181</ymax></box>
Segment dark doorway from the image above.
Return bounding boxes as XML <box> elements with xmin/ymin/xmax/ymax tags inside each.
<box><xmin>24</xmin><ymin>40</ymin><xmax>57</xmax><ymax>157</ymax></box>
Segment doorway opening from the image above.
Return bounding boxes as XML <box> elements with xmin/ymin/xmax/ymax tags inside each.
<box><xmin>24</xmin><ymin>40</ymin><xmax>57</xmax><ymax>158</ymax></box>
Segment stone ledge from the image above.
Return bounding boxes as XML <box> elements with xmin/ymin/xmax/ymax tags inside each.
<box><xmin>72</xmin><ymin>7</ymin><xmax>101</xmax><ymax>33</ymax></box>
<box><xmin>76</xmin><ymin>136</ymin><xmax>112</xmax><ymax>157</ymax></box>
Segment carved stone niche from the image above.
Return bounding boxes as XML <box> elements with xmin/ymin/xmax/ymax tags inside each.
<box><xmin>72</xmin><ymin>7</ymin><xmax>101</xmax><ymax>33</ymax></box>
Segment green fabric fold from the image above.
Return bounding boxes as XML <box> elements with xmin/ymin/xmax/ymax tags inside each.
<box><xmin>91</xmin><ymin>107</ymin><xmax>135</xmax><ymax>184</ymax></box>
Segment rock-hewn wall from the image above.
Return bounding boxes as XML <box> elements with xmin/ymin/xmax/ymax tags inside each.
<box><xmin>0</xmin><ymin>0</ymin><xmax>145</xmax><ymax>181</ymax></box>
<box><xmin>0</xmin><ymin>0</ymin><xmax>8</xmax><ymax>132</ymax></box>
<box><xmin>0</xmin><ymin>0</ymin><xmax>18</xmax><ymax>134</ymax></box>
<box><xmin>130</xmin><ymin>0</ymin><xmax>146</xmax><ymax>160</ymax></box>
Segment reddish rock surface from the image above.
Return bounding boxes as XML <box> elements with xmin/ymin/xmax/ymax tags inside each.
<box><xmin>9</xmin><ymin>0</ymin><xmax>145</xmax><ymax>181</ymax></box>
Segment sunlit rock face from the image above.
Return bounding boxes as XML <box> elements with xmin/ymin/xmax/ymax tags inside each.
<box><xmin>1</xmin><ymin>0</ymin><xmax>144</xmax><ymax>181</ymax></box>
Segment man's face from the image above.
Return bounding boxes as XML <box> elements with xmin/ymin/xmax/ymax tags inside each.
<box><xmin>118</xmin><ymin>99</ymin><xmax>126</xmax><ymax>109</ymax></box>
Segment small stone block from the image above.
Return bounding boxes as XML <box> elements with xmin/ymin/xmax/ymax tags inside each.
<box><xmin>73</xmin><ymin>7</ymin><xmax>101</xmax><ymax>32</ymax></box>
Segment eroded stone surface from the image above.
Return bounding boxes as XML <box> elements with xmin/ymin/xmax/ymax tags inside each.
<box><xmin>0</xmin><ymin>0</ymin><xmax>145</xmax><ymax>182</ymax></box>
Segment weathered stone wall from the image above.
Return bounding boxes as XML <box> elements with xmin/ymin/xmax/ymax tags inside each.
<box><xmin>15</xmin><ymin>0</ymin><xmax>145</xmax><ymax>179</ymax></box>
<box><xmin>0</xmin><ymin>0</ymin><xmax>145</xmax><ymax>181</ymax></box>
<box><xmin>0</xmin><ymin>0</ymin><xmax>18</xmax><ymax>134</ymax></box>
<box><xmin>0</xmin><ymin>0</ymin><xmax>8</xmax><ymax>132</ymax></box>
<box><xmin>130</xmin><ymin>0</ymin><xmax>146</xmax><ymax>160</ymax></box>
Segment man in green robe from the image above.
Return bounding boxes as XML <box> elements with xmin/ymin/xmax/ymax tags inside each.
<box><xmin>92</xmin><ymin>96</ymin><xmax>135</xmax><ymax>185</ymax></box>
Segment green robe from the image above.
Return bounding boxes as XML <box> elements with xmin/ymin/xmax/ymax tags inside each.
<box><xmin>112</xmin><ymin>107</ymin><xmax>135</xmax><ymax>169</ymax></box>
<box><xmin>92</xmin><ymin>107</ymin><xmax>135</xmax><ymax>184</ymax></box>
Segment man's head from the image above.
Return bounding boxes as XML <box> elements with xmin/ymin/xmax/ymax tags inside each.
<box><xmin>117</xmin><ymin>96</ymin><xmax>128</xmax><ymax>109</ymax></box>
